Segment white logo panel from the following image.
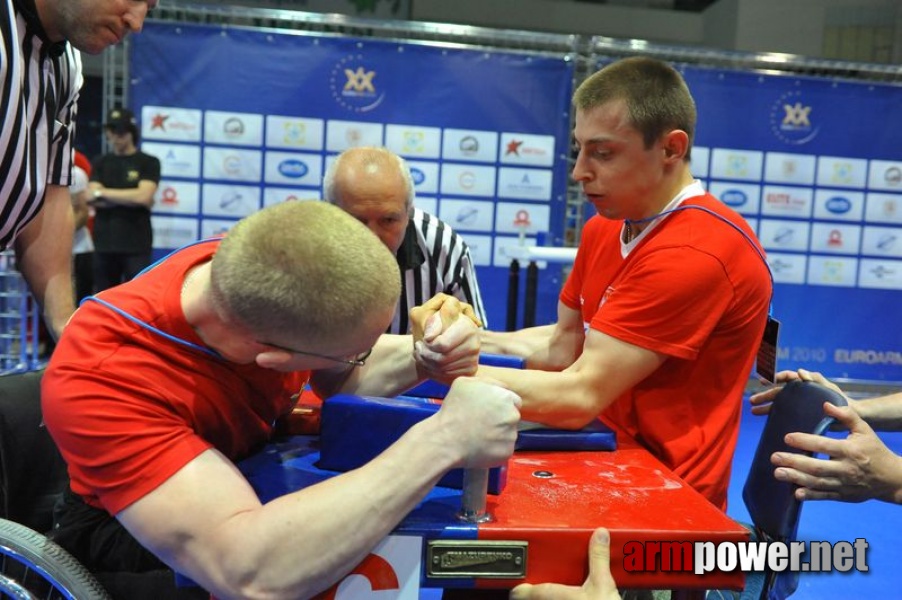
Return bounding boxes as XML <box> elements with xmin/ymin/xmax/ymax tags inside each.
<box><xmin>496</xmin><ymin>167</ymin><xmax>553</xmax><ymax>202</ymax></box>
<box><xmin>385</xmin><ymin>125</ymin><xmax>441</xmax><ymax>159</ymax></box>
<box><xmin>764</xmin><ymin>152</ymin><xmax>816</xmax><ymax>185</ymax></box>
<box><xmin>153</xmin><ymin>180</ymin><xmax>199</xmax><ymax>215</ymax></box>
<box><xmin>858</xmin><ymin>258</ymin><xmax>902</xmax><ymax>290</ymax></box>
<box><xmin>816</xmin><ymin>156</ymin><xmax>867</xmax><ymax>189</ymax></box>
<box><xmin>326</xmin><ymin>120</ymin><xmax>384</xmax><ymax>152</ymax></box>
<box><xmin>865</xmin><ymin>193</ymin><xmax>902</xmax><ymax>225</ymax></box>
<box><xmin>441</xmin><ymin>129</ymin><xmax>498</xmax><ymax>163</ymax></box>
<box><xmin>264</xmin><ymin>151</ymin><xmax>322</xmax><ymax>187</ymax></box>
<box><xmin>758</xmin><ymin>219</ymin><xmax>810</xmax><ymax>252</ymax></box>
<box><xmin>151</xmin><ymin>216</ymin><xmax>199</xmax><ymax>249</ymax></box>
<box><xmin>141</xmin><ymin>143</ymin><xmax>201</xmax><ymax>179</ymax></box>
<box><xmin>495</xmin><ymin>202</ymin><xmax>550</xmax><ymax>235</ymax></box>
<box><xmin>812</xmin><ymin>190</ymin><xmax>865</xmax><ymax>222</ymax></box>
<box><xmin>861</xmin><ymin>226</ymin><xmax>902</xmax><ymax>258</ymax></box>
<box><xmin>141</xmin><ymin>106</ymin><xmax>202</xmax><ymax>142</ymax></box>
<box><xmin>203</xmin><ymin>147</ymin><xmax>262</xmax><ymax>182</ymax></box>
<box><xmin>766</xmin><ymin>252</ymin><xmax>807</xmax><ymax>285</ymax></box>
<box><xmin>440</xmin><ymin>164</ymin><xmax>496</xmax><ymax>197</ymax></box>
<box><xmin>266</xmin><ymin>116</ymin><xmax>325</xmax><ymax>151</ymax></box>
<box><xmin>809</xmin><ymin>223</ymin><xmax>861</xmax><ymax>255</ymax></box>
<box><xmin>867</xmin><ymin>160</ymin><xmax>902</xmax><ymax>192</ymax></box>
<box><xmin>201</xmin><ymin>184</ymin><xmax>261</xmax><ymax>218</ymax></box>
<box><xmin>406</xmin><ymin>160</ymin><xmax>439</xmax><ymax>195</ymax></box>
<box><xmin>709</xmin><ymin>181</ymin><xmax>761</xmax><ymax>216</ymax></box>
<box><xmin>499</xmin><ymin>133</ymin><xmax>555</xmax><ymax>167</ymax></box>
<box><xmin>761</xmin><ymin>185</ymin><xmax>813</xmax><ymax>218</ymax></box>
<box><xmin>438</xmin><ymin>199</ymin><xmax>495</xmax><ymax>232</ymax></box>
<box><xmin>807</xmin><ymin>255</ymin><xmax>858</xmax><ymax>287</ymax></box>
<box><xmin>710</xmin><ymin>148</ymin><xmax>764</xmax><ymax>182</ymax></box>
<box><xmin>203</xmin><ymin>111</ymin><xmax>263</xmax><ymax>147</ymax></box>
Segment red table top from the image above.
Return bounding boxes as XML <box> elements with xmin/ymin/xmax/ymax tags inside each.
<box><xmin>473</xmin><ymin>436</ymin><xmax>748</xmax><ymax>590</ymax></box>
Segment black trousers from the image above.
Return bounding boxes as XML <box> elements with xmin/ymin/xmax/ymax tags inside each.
<box><xmin>50</xmin><ymin>488</ymin><xmax>208</xmax><ymax>600</ymax></box>
<box><xmin>92</xmin><ymin>250</ymin><xmax>152</xmax><ymax>293</ymax></box>
<box><xmin>73</xmin><ymin>252</ymin><xmax>94</xmax><ymax>305</ymax></box>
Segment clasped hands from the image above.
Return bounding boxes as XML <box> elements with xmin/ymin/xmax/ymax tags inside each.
<box><xmin>409</xmin><ymin>293</ymin><xmax>482</xmax><ymax>383</ymax></box>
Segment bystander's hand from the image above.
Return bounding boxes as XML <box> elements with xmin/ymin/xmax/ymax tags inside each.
<box><xmin>772</xmin><ymin>401</ymin><xmax>902</xmax><ymax>504</ymax></box>
<box><xmin>750</xmin><ymin>368</ymin><xmax>855</xmax><ymax>418</ymax></box>
<box><xmin>509</xmin><ymin>528</ymin><xmax>620</xmax><ymax>600</ymax></box>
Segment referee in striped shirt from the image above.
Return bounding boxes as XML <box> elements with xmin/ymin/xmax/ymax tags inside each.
<box><xmin>325</xmin><ymin>147</ymin><xmax>488</xmax><ymax>335</ymax></box>
<box><xmin>1</xmin><ymin>0</ymin><xmax>156</xmax><ymax>339</ymax></box>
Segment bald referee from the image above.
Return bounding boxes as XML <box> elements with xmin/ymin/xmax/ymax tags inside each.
<box><xmin>324</xmin><ymin>147</ymin><xmax>488</xmax><ymax>334</ymax></box>
<box><xmin>1</xmin><ymin>0</ymin><xmax>157</xmax><ymax>339</ymax></box>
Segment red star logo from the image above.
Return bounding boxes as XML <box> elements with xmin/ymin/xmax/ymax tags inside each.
<box><xmin>150</xmin><ymin>113</ymin><xmax>169</xmax><ymax>130</ymax></box>
<box><xmin>506</xmin><ymin>139</ymin><xmax>523</xmax><ymax>156</ymax></box>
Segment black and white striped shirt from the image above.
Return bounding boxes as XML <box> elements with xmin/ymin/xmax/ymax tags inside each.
<box><xmin>0</xmin><ymin>0</ymin><xmax>81</xmax><ymax>249</ymax></box>
<box><xmin>390</xmin><ymin>208</ymin><xmax>488</xmax><ymax>335</ymax></box>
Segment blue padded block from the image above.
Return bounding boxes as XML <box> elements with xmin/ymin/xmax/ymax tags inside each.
<box><xmin>403</xmin><ymin>353</ymin><xmax>526</xmax><ymax>399</ymax></box>
<box><xmin>318</xmin><ymin>395</ymin><xmax>508</xmax><ymax>493</ymax></box>
<box><xmin>516</xmin><ymin>419</ymin><xmax>616</xmax><ymax>451</ymax></box>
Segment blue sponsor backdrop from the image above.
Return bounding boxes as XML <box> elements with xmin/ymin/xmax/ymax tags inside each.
<box><xmin>130</xmin><ymin>21</ymin><xmax>574</xmax><ymax>331</ymax></box>
<box><xmin>679</xmin><ymin>64</ymin><xmax>902</xmax><ymax>381</ymax></box>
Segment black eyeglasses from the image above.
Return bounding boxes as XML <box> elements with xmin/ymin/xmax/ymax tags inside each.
<box><xmin>258</xmin><ymin>340</ymin><xmax>372</xmax><ymax>367</ymax></box>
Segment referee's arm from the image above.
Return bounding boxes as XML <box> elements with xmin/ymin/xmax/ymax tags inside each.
<box><xmin>15</xmin><ymin>185</ymin><xmax>76</xmax><ymax>340</ymax></box>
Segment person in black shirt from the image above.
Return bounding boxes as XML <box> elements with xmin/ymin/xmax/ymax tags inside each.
<box><xmin>88</xmin><ymin>108</ymin><xmax>161</xmax><ymax>292</ymax></box>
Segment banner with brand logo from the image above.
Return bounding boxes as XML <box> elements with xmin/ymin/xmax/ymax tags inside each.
<box><xmin>131</xmin><ymin>22</ymin><xmax>573</xmax><ymax>329</ymax></box>
<box><xmin>677</xmin><ymin>64</ymin><xmax>901</xmax><ymax>381</ymax></box>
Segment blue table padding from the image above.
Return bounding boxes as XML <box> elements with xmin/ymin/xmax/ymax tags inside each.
<box><xmin>516</xmin><ymin>419</ymin><xmax>617</xmax><ymax>451</ymax></box>
<box><xmin>318</xmin><ymin>394</ymin><xmax>509</xmax><ymax>493</ymax></box>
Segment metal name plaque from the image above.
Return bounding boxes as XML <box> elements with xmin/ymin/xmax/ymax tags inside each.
<box><xmin>426</xmin><ymin>539</ymin><xmax>528</xmax><ymax>578</ymax></box>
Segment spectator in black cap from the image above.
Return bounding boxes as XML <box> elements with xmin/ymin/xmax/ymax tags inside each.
<box><xmin>88</xmin><ymin>107</ymin><xmax>162</xmax><ymax>292</ymax></box>
<box><xmin>0</xmin><ymin>0</ymin><xmax>158</xmax><ymax>339</ymax></box>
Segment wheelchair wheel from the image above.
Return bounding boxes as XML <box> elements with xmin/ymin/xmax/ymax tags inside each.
<box><xmin>0</xmin><ymin>518</ymin><xmax>110</xmax><ymax>599</ymax></box>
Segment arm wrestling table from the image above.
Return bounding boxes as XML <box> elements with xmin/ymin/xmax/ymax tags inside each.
<box><xmin>239</xmin><ymin>420</ymin><xmax>748</xmax><ymax>596</ymax></box>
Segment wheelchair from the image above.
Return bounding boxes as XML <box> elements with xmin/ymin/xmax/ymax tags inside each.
<box><xmin>0</xmin><ymin>370</ymin><xmax>111</xmax><ymax>599</ymax></box>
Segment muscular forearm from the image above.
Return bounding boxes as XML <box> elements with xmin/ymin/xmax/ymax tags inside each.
<box><xmin>310</xmin><ymin>334</ymin><xmax>421</xmax><ymax>398</ymax></box>
<box><xmin>194</xmin><ymin>417</ymin><xmax>462</xmax><ymax>600</ymax></box>
<box><xmin>480</xmin><ymin>325</ymin><xmax>555</xmax><ymax>361</ymax></box>
<box><xmin>478</xmin><ymin>365</ymin><xmax>602</xmax><ymax>429</ymax></box>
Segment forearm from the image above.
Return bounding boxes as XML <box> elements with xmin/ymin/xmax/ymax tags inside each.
<box><xmin>14</xmin><ymin>188</ymin><xmax>76</xmax><ymax>339</ymax></box>
<box><xmin>198</xmin><ymin>418</ymin><xmax>460</xmax><ymax>600</ymax></box>
<box><xmin>310</xmin><ymin>334</ymin><xmax>421</xmax><ymax>398</ymax></box>
<box><xmin>855</xmin><ymin>393</ymin><xmax>902</xmax><ymax>431</ymax></box>
<box><xmin>480</xmin><ymin>325</ymin><xmax>555</xmax><ymax>360</ymax></box>
<box><xmin>477</xmin><ymin>364</ymin><xmax>602</xmax><ymax>428</ymax></box>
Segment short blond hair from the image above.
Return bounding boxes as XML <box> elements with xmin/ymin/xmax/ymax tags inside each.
<box><xmin>574</xmin><ymin>56</ymin><xmax>696</xmax><ymax>161</ymax></box>
<box><xmin>210</xmin><ymin>200</ymin><xmax>400</xmax><ymax>344</ymax></box>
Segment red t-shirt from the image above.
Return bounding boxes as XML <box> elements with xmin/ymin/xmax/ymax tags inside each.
<box><xmin>42</xmin><ymin>240</ymin><xmax>309</xmax><ymax>515</ymax></box>
<box><xmin>560</xmin><ymin>192</ymin><xmax>771</xmax><ymax>509</ymax></box>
